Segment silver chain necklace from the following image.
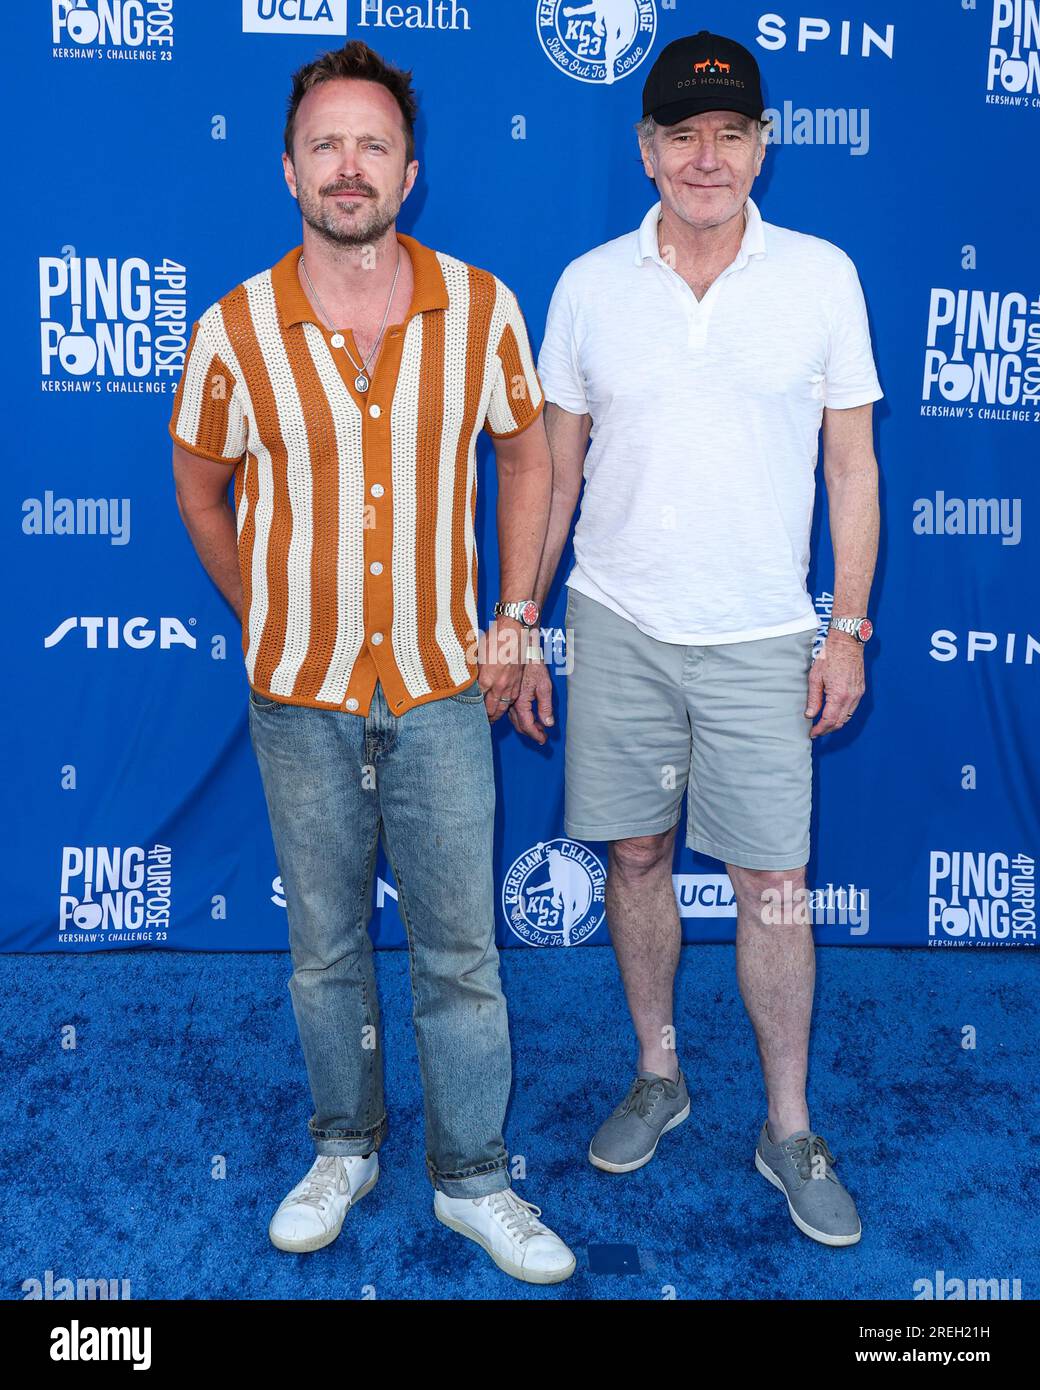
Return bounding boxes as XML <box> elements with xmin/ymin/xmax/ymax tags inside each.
<box><xmin>299</xmin><ymin>248</ymin><xmax>401</xmax><ymax>394</ymax></box>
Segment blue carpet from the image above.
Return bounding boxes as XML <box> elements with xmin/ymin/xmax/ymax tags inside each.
<box><xmin>3</xmin><ymin>946</ymin><xmax>1035</xmax><ymax>1301</ymax></box>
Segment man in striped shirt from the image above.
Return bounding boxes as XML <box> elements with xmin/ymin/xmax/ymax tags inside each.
<box><xmin>169</xmin><ymin>41</ymin><xmax>574</xmax><ymax>1284</ymax></box>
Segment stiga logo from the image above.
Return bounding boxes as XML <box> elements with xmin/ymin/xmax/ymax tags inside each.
<box><xmin>536</xmin><ymin>0</ymin><xmax>657</xmax><ymax>86</ymax></box>
<box><xmin>922</xmin><ymin>288</ymin><xmax>1040</xmax><ymax>420</ymax></box>
<box><xmin>43</xmin><ymin>617</ymin><xmax>198</xmax><ymax>650</ymax></box>
<box><xmin>987</xmin><ymin>0</ymin><xmax>1040</xmax><ymax>102</ymax></box>
<box><xmin>242</xmin><ymin>0</ymin><xmax>347</xmax><ymax>35</ymax></box>
<box><xmin>59</xmin><ymin>845</ymin><xmax>174</xmax><ymax>943</ymax></box>
<box><xmin>52</xmin><ymin>0</ymin><xmax>174</xmax><ymax>59</ymax></box>
<box><xmin>40</xmin><ymin>252</ymin><xmax>188</xmax><ymax>389</ymax></box>
<box><xmin>928</xmin><ymin>851</ymin><xmax>1035</xmax><ymax>945</ymax></box>
<box><xmin>502</xmin><ymin>838</ymin><xmax>605</xmax><ymax>946</ymax></box>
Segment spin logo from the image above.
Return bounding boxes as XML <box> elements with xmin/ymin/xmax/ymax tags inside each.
<box><xmin>922</xmin><ymin>288</ymin><xmax>1040</xmax><ymax>416</ymax></box>
<box><xmin>39</xmin><ymin>253</ymin><xmax>188</xmax><ymax>387</ymax></box>
<box><xmin>59</xmin><ymin>845</ymin><xmax>174</xmax><ymax>942</ymax></box>
<box><xmin>987</xmin><ymin>0</ymin><xmax>1040</xmax><ymax>101</ymax></box>
<box><xmin>52</xmin><ymin>1</ymin><xmax>174</xmax><ymax>58</ymax></box>
<box><xmin>928</xmin><ymin>850</ymin><xmax>1036</xmax><ymax>945</ymax></box>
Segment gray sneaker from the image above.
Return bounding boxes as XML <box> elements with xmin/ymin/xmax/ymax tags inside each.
<box><xmin>588</xmin><ymin>1070</ymin><xmax>691</xmax><ymax>1173</ymax></box>
<box><xmin>755</xmin><ymin>1123</ymin><xmax>862</xmax><ymax>1246</ymax></box>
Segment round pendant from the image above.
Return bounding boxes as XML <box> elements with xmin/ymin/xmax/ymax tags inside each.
<box><xmin>330</xmin><ymin>332</ymin><xmax>345</xmax><ymax>348</ymax></box>
<box><xmin>355</xmin><ymin>373</ymin><xmax>370</xmax><ymax>393</ymax></box>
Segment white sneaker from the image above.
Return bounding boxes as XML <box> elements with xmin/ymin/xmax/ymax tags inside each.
<box><xmin>269</xmin><ymin>1152</ymin><xmax>378</xmax><ymax>1253</ymax></box>
<box><xmin>434</xmin><ymin>1187</ymin><xmax>576</xmax><ymax>1284</ymax></box>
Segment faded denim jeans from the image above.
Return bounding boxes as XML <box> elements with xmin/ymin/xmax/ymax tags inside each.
<box><xmin>248</xmin><ymin>677</ymin><xmax>512</xmax><ymax>1199</ymax></box>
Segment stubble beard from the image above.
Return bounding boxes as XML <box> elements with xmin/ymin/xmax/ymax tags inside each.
<box><xmin>298</xmin><ymin>177</ymin><xmax>406</xmax><ymax>250</ymax></box>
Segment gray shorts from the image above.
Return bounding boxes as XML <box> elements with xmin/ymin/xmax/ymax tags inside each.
<box><xmin>563</xmin><ymin>587</ymin><xmax>817</xmax><ymax>870</ymax></box>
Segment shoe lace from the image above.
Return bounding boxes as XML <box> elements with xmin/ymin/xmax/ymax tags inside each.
<box><xmin>485</xmin><ymin>1190</ymin><xmax>547</xmax><ymax>1244</ymax></box>
<box><xmin>618</xmin><ymin>1077</ymin><xmax>666</xmax><ymax>1121</ymax></box>
<box><xmin>296</xmin><ymin>1156</ymin><xmax>348</xmax><ymax>1209</ymax></box>
<box><xmin>786</xmin><ymin>1133</ymin><xmax>837</xmax><ymax>1184</ymax></box>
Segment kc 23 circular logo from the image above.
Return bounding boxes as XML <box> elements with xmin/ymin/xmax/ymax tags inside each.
<box><xmin>536</xmin><ymin>0</ymin><xmax>658</xmax><ymax>86</ymax></box>
<box><xmin>502</xmin><ymin>838</ymin><xmax>606</xmax><ymax>946</ymax></box>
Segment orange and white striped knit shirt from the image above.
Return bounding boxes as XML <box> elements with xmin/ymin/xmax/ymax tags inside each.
<box><xmin>169</xmin><ymin>233</ymin><xmax>544</xmax><ymax>716</ymax></box>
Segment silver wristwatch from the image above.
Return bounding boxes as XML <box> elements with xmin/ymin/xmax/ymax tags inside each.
<box><xmin>494</xmin><ymin>600</ymin><xmax>541</xmax><ymax>629</ymax></box>
<box><xmin>829</xmin><ymin>616</ymin><xmax>874</xmax><ymax>644</ymax></box>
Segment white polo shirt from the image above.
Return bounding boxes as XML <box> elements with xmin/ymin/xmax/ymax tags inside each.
<box><xmin>537</xmin><ymin>195</ymin><xmax>883</xmax><ymax>644</ymax></box>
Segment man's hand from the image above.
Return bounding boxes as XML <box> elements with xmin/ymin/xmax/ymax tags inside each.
<box><xmin>508</xmin><ymin>658</ymin><xmax>556</xmax><ymax>744</ymax></box>
<box><xmin>805</xmin><ymin>633</ymin><xmax>866</xmax><ymax>737</ymax></box>
<box><xmin>476</xmin><ymin>619</ymin><xmax>525</xmax><ymax>723</ymax></box>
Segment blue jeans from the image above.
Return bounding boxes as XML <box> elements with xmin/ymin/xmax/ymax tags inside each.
<box><xmin>247</xmin><ymin>677</ymin><xmax>512</xmax><ymax>1199</ymax></box>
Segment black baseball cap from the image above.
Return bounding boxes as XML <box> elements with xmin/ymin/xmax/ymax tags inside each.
<box><xmin>642</xmin><ymin>30</ymin><xmax>765</xmax><ymax>125</ymax></box>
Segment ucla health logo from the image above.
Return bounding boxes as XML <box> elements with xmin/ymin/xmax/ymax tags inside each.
<box><xmin>536</xmin><ymin>0</ymin><xmax>657</xmax><ymax>86</ymax></box>
<box><xmin>928</xmin><ymin>851</ymin><xmax>1035</xmax><ymax>946</ymax></box>
<box><xmin>503</xmin><ymin>839</ymin><xmax>605</xmax><ymax>946</ymax></box>
<box><xmin>60</xmin><ymin>845</ymin><xmax>174</xmax><ymax>943</ymax></box>
<box><xmin>987</xmin><ymin>0</ymin><xmax>1040</xmax><ymax>102</ymax></box>
<box><xmin>242</xmin><ymin>0</ymin><xmax>347</xmax><ymax>35</ymax></box>
<box><xmin>39</xmin><ymin>252</ymin><xmax>188</xmax><ymax>389</ymax></box>
<box><xmin>51</xmin><ymin>0</ymin><xmax>175</xmax><ymax>59</ymax></box>
<box><xmin>922</xmin><ymin>287</ymin><xmax>1040</xmax><ymax>420</ymax></box>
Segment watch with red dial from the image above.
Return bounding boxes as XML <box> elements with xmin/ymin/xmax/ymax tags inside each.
<box><xmin>829</xmin><ymin>616</ymin><xmax>874</xmax><ymax>644</ymax></box>
<box><xmin>494</xmin><ymin>600</ymin><xmax>541</xmax><ymax>629</ymax></box>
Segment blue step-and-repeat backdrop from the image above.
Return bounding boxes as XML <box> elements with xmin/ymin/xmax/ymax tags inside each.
<box><xmin>7</xmin><ymin>0</ymin><xmax>1038</xmax><ymax>953</ymax></box>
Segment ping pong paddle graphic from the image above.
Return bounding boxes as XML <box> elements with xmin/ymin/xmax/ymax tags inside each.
<box><xmin>1000</xmin><ymin>33</ymin><xmax>1029</xmax><ymax>91</ymax></box>
<box><xmin>65</xmin><ymin>0</ymin><xmax>101</xmax><ymax>45</ymax></box>
<box><xmin>938</xmin><ymin>334</ymin><xmax>973</xmax><ymax>401</ymax></box>
<box><xmin>58</xmin><ymin>293</ymin><xmax>99</xmax><ymax>376</ymax></box>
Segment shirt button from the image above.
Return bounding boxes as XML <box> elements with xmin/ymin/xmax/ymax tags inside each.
<box><xmin>369</xmin><ymin>404</ymin><xmax>382</xmax><ymax>419</ymax></box>
<box><xmin>369</xmin><ymin>561</ymin><xmax>383</xmax><ymax>575</ymax></box>
<box><xmin>371</xmin><ymin>632</ymin><xmax>384</xmax><ymax>646</ymax></box>
<box><xmin>370</xmin><ymin>483</ymin><xmax>384</xmax><ymax>498</ymax></box>
<box><xmin>345</xmin><ymin>697</ymin><xmax>359</xmax><ymax>711</ymax></box>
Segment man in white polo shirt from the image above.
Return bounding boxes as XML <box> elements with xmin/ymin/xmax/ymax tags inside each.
<box><xmin>518</xmin><ymin>29</ymin><xmax>882</xmax><ymax>1246</ymax></box>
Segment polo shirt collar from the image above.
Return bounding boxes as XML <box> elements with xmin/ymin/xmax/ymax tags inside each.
<box><xmin>272</xmin><ymin>230</ymin><xmax>449</xmax><ymax>330</ymax></box>
<box><xmin>635</xmin><ymin>195</ymin><xmax>767</xmax><ymax>269</ymax></box>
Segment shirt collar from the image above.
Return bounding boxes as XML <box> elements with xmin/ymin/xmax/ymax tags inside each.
<box><xmin>635</xmin><ymin>195</ymin><xmax>767</xmax><ymax>269</ymax></box>
<box><xmin>272</xmin><ymin>230</ymin><xmax>449</xmax><ymax>330</ymax></box>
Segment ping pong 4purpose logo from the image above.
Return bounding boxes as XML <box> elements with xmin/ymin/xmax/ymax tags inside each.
<box><xmin>922</xmin><ymin>286</ymin><xmax>1040</xmax><ymax>418</ymax></box>
<box><xmin>987</xmin><ymin>0</ymin><xmax>1040</xmax><ymax>101</ymax></box>
<box><xmin>928</xmin><ymin>850</ymin><xmax>1036</xmax><ymax>946</ymax></box>
<box><xmin>59</xmin><ymin>845</ymin><xmax>174</xmax><ymax>943</ymax></box>
<box><xmin>51</xmin><ymin>0</ymin><xmax>175</xmax><ymax>58</ymax></box>
<box><xmin>39</xmin><ymin>251</ymin><xmax>188</xmax><ymax>387</ymax></box>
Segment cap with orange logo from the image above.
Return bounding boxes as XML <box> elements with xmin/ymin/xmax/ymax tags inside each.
<box><xmin>642</xmin><ymin>30</ymin><xmax>765</xmax><ymax>125</ymax></box>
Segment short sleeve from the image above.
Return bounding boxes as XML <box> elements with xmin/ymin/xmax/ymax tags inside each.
<box><xmin>484</xmin><ymin>285</ymin><xmax>545</xmax><ymax>439</ymax></box>
<box><xmin>536</xmin><ymin>270</ymin><xmax>589</xmax><ymax>415</ymax></box>
<box><xmin>168</xmin><ymin>314</ymin><xmax>248</xmax><ymax>463</ymax></box>
<box><xmin>823</xmin><ymin>254</ymin><xmax>884</xmax><ymax>410</ymax></box>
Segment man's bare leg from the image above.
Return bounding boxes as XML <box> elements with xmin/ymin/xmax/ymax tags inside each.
<box><xmin>605</xmin><ymin>826</ymin><xmax>681</xmax><ymax>1081</ymax></box>
<box><xmin>729</xmin><ymin>864</ymin><xmax>813</xmax><ymax>1141</ymax></box>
